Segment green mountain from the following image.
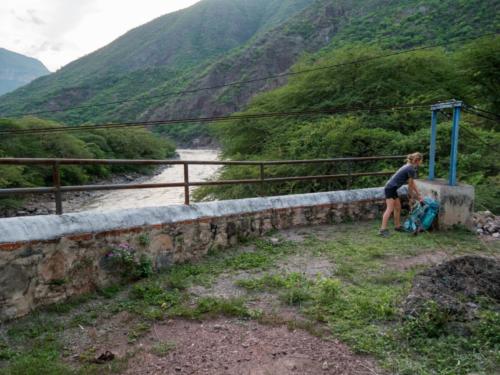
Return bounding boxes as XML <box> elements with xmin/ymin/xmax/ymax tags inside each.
<box><xmin>0</xmin><ymin>48</ymin><xmax>50</xmax><ymax>96</ymax></box>
<box><xmin>1</xmin><ymin>0</ymin><xmax>497</xmax><ymax>145</ymax></box>
<box><xmin>0</xmin><ymin>0</ymin><xmax>314</xmax><ymax>125</ymax></box>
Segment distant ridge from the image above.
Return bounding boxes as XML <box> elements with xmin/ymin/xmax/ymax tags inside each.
<box><xmin>0</xmin><ymin>48</ymin><xmax>50</xmax><ymax>96</ymax></box>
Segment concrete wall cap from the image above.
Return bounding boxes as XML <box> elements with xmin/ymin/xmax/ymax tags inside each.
<box><xmin>0</xmin><ymin>188</ymin><xmax>383</xmax><ymax>243</ymax></box>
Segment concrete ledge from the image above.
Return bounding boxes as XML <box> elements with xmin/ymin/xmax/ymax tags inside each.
<box><xmin>0</xmin><ymin>188</ymin><xmax>384</xmax><ymax>320</ymax></box>
<box><xmin>0</xmin><ymin>188</ymin><xmax>383</xmax><ymax>244</ymax></box>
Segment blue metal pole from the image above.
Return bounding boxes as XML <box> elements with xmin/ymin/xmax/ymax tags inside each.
<box><xmin>428</xmin><ymin>110</ymin><xmax>438</xmax><ymax>180</ymax></box>
<box><xmin>448</xmin><ymin>106</ymin><xmax>461</xmax><ymax>186</ymax></box>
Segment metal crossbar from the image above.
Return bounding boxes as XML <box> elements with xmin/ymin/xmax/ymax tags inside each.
<box><xmin>0</xmin><ymin>156</ymin><xmax>404</xmax><ymax>214</ymax></box>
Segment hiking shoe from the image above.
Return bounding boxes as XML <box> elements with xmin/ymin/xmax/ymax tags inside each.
<box><xmin>394</xmin><ymin>226</ymin><xmax>405</xmax><ymax>232</ymax></box>
<box><xmin>378</xmin><ymin>229</ymin><xmax>390</xmax><ymax>237</ymax></box>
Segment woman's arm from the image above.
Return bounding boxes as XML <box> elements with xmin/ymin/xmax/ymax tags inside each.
<box><xmin>408</xmin><ymin>178</ymin><xmax>421</xmax><ymax>201</ymax></box>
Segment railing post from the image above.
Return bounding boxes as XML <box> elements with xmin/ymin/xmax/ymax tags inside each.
<box><xmin>428</xmin><ymin>110</ymin><xmax>438</xmax><ymax>180</ymax></box>
<box><xmin>449</xmin><ymin>105</ymin><xmax>461</xmax><ymax>186</ymax></box>
<box><xmin>183</xmin><ymin>162</ymin><xmax>190</xmax><ymax>205</ymax></box>
<box><xmin>52</xmin><ymin>161</ymin><xmax>63</xmax><ymax>215</ymax></box>
<box><xmin>259</xmin><ymin>163</ymin><xmax>265</xmax><ymax>196</ymax></box>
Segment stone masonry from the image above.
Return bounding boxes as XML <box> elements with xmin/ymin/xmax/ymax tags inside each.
<box><xmin>0</xmin><ymin>188</ymin><xmax>385</xmax><ymax>321</ymax></box>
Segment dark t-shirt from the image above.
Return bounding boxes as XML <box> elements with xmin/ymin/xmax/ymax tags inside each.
<box><xmin>385</xmin><ymin>164</ymin><xmax>417</xmax><ymax>190</ymax></box>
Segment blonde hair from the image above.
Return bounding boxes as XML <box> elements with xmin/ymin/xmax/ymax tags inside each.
<box><xmin>406</xmin><ymin>152</ymin><xmax>423</xmax><ymax>165</ymax></box>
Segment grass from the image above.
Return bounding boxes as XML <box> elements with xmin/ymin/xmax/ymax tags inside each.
<box><xmin>150</xmin><ymin>341</ymin><xmax>176</xmax><ymax>357</ymax></box>
<box><xmin>0</xmin><ymin>222</ymin><xmax>498</xmax><ymax>375</ymax></box>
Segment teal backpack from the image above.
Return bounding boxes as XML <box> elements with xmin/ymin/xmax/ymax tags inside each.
<box><xmin>404</xmin><ymin>197</ymin><xmax>439</xmax><ymax>234</ymax></box>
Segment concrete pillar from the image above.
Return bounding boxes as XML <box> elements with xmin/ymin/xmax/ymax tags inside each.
<box><xmin>415</xmin><ymin>179</ymin><xmax>475</xmax><ymax>230</ymax></box>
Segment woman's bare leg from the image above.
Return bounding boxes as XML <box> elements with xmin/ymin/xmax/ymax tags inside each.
<box><xmin>394</xmin><ymin>198</ymin><xmax>401</xmax><ymax>228</ymax></box>
<box><xmin>381</xmin><ymin>199</ymin><xmax>395</xmax><ymax>230</ymax></box>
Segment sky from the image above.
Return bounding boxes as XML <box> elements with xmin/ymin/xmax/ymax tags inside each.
<box><xmin>0</xmin><ymin>0</ymin><xmax>202</xmax><ymax>71</ymax></box>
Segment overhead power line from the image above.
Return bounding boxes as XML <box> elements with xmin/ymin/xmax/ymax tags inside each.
<box><xmin>0</xmin><ymin>103</ymin><xmax>432</xmax><ymax>136</ymax></box>
<box><xmin>465</xmin><ymin>106</ymin><xmax>500</xmax><ymax>119</ymax></box>
<box><xmin>437</xmin><ymin>110</ymin><xmax>500</xmax><ymax>155</ymax></box>
<box><xmin>463</xmin><ymin>108</ymin><xmax>500</xmax><ymax>124</ymax></box>
<box><xmin>1</xmin><ymin>32</ymin><xmax>497</xmax><ymax>119</ymax></box>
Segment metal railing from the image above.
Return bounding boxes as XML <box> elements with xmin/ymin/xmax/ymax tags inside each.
<box><xmin>0</xmin><ymin>155</ymin><xmax>404</xmax><ymax>214</ymax></box>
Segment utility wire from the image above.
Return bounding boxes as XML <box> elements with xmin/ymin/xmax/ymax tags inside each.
<box><xmin>1</xmin><ymin>32</ymin><xmax>497</xmax><ymax>119</ymax></box>
<box><xmin>464</xmin><ymin>105</ymin><xmax>500</xmax><ymax>119</ymax></box>
<box><xmin>463</xmin><ymin>108</ymin><xmax>500</xmax><ymax>124</ymax></box>
<box><xmin>0</xmin><ymin>103</ymin><xmax>431</xmax><ymax>136</ymax></box>
<box><xmin>438</xmin><ymin>110</ymin><xmax>500</xmax><ymax>155</ymax></box>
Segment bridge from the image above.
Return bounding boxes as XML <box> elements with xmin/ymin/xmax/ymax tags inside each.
<box><xmin>0</xmin><ymin>150</ymin><xmax>474</xmax><ymax>321</ymax></box>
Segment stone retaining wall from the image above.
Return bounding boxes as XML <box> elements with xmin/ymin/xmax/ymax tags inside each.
<box><xmin>0</xmin><ymin>188</ymin><xmax>384</xmax><ymax>321</ymax></box>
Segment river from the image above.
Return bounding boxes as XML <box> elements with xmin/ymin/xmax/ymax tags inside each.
<box><xmin>78</xmin><ymin>149</ymin><xmax>220</xmax><ymax>212</ymax></box>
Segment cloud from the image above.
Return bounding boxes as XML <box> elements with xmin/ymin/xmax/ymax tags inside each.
<box><xmin>0</xmin><ymin>0</ymin><xmax>202</xmax><ymax>71</ymax></box>
<box><xmin>9</xmin><ymin>8</ymin><xmax>45</xmax><ymax>26</ymax></box>
<box><xmin>32</xmin><ymin>41</ymin><xmax>64</xmax><ymax>53</ymax></box>
<box><xmin>27</xmin><ymin>9</ymin><xmax>45</xmax><ymax>25</ymax></box>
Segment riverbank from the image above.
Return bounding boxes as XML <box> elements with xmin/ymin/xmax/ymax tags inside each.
<box><xmin>0</xmin><ymin>149</ymin><xmax>220</xmax><ymax>218</ymax></box>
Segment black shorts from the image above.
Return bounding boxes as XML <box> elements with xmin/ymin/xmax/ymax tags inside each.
<box><xmin>384</xmin><ymin>186</ymin><xmax>399</xmax><ymax>199</ymax></box>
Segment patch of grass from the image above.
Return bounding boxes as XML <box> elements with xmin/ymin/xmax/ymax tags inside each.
<box><xmin>150</xmin><ymin>341</ymin><xmax>176</xmax><ymax>357</ymax></box>
<box><xmin>223</xmin><ymin>252</ymin><xmax>271</xmax><ymax>270</ymax></box>
<box><xmin>97</xmin><ymin>284</ymin><xmax>123</xmax><ymax>299</ymax></box>
<box><xmin>71</xmin><ymin>310</ymin><xmax>98</xmax><ymax>327</ymax></box>
<box><xmin>192</xmin><ymin>297</ymin><xmax>255</xmax><ymax>319</ymax></box>
<box><xmin>0</xmin><ymin>348</ymin><xmax>74</xmax><ymax>375</ymax></box>
<box><xmin>280</xmin><ymin>288</ymin><xmax>312</xmax><ymax>306</ymax></box>
<box><xmin>128</xmin><ymin>322</ymin><xmax>151</xmax><ymax>344</ymax></box>
<box><xmin>236</xmin><ymin>274</ymin><xmax>288</xmax><ymax>290</ymax></box>
<box><xmin>7</xmin><ymin>314</ymin><xmax>62</xmax><ymax>340</ymax></box>
<box><xmin>0</xmin><ymin>331</ymin><xmax>74</xmax><ymax>375</ymax></box>
<box><xmin>43</xmin><ymin>293</ymin><xmax>93</xmax><ymax>314</ymax></box>
<box><xmin>130</xmin><ymin>282</ymin><xmax>181</xmax><ymax>308</ymax></box>
<box><xmin>163</xmin><ymin>264</ymin><xmax>211</xmax><ymax>290</ymax></box>
<box><xmin>137</xmin><ymin>233</ymin><xmax>151</xmax><ymax>247</ymax></box>
<box><xmin>0</xmin><ymin>340</ymin><xmax>16</xmax><ymax>361</ymax></box>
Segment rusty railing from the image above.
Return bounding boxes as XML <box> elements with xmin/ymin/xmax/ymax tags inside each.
<box><xmin>0</xmin><ymin>155</ymin><xmax>404</xmax><ymax>214</ymax></box>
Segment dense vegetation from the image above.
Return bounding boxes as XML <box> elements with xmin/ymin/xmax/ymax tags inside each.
<box><xmin>0</xmin><ymin>117</ymin><xmax>175</xmax><ymax>208</ymax></box>
<box><xmin>196</xmin><ymin>37</ymin><xmax>500</xmax><ymax>212</ymax></box>
<box><xmin>0</xmin><ymin>0</ymin><xmax>497</xmax><ymax>145</ymax></box>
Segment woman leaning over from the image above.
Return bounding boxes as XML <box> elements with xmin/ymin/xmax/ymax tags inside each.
<box><xmin>379</xmin><ymin>152</ymin><xmax>423</xmax><ymax>237</ymax></box>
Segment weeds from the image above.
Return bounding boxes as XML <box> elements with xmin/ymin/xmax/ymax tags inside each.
<box><xmin>128</xmin><ymin>322</ymin><xmax>151</xmax><ymax>344</ymax></box>
<box><xmin>150</xmin><ymin>341</ymin><xmax>176</xmax><ymax>357</ymax></box>
<box><xmin>105</xmin><ymin>242</ymin><xmax>153</xmax><ymax>280</ymax></box>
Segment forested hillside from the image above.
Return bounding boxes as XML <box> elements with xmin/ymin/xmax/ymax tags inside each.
<box><xmin>196</xmin><ymin>37</ymin><xmax>500</xmax><ymax>212</ymax></box>
<box><xmin>0</xmin><ymin>0</ymin><xmax>497</xmax><ymax>145</ymax></box>
<box><xmin>0</xmin><ymin>117</ymin><xmax>175</xmax><ymax>209</ymax></box>
<box><xmin>0</xmin><ymin>48</ymin><xmax>49</xmax><ymax>96</ymax></box>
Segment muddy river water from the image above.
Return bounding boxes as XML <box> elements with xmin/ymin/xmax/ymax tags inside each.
<box><xmin>78</xmin><ymin>149</ymin><xmax>220</xmax><ymax>212</ymax></box>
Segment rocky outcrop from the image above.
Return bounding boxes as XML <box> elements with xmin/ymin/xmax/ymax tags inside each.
<box><xmin>473</xmin><ymin>211</ymin><xmax>500</xmax><ymax>239</ymax></box>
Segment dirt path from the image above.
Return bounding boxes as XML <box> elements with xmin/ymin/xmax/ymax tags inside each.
<box><xmin>125</xmin><ymin>318</ymin><xmax>378</xmax><ymax>375</ymax></box>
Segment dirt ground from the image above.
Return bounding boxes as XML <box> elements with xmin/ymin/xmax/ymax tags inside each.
<box><xmin>59</xmin><ymin>227</ymin><xmax>381</xmax><ymax>375</ymax></box>
<box><xmin>4</xmin><ymin>222</ymin><xmax>498</xmax><ymax>375</ymax></box>
<box><xmin>124</xmin><ymin>318</ymin><xmax>378</xmax><ymax>375</ymax></box>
